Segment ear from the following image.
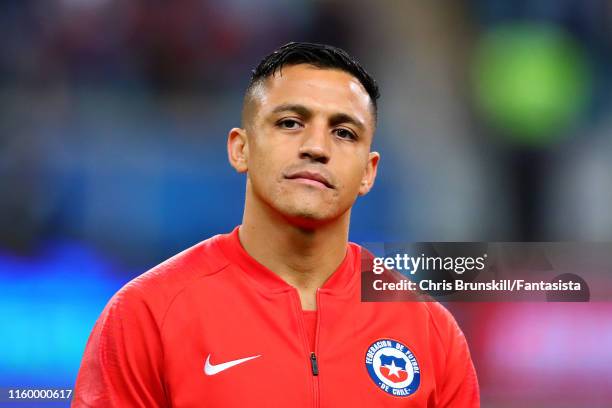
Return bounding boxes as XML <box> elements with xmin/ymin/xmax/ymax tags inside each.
<box><xmin>227</xmin><ymin>127</ymin><xmax>249</xmax><ymax>173</ymax></box>
<box><xmin>358</xmin><ymin>151</ymin><xmax>380</xmax><ymax>196</ymax></box>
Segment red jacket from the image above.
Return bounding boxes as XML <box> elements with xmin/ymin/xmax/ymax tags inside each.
<box><xmin>73</xmin><ymin>227</ymin><xmax>479</xmax><ymax>407</ymax></box>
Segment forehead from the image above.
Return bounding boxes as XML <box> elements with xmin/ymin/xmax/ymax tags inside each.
<box><xmin>255</xmin><ymin>64</ymin><xmax>375</xmax><ymax>126</ymax></box>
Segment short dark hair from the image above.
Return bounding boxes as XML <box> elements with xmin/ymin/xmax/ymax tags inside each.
<box><xmin>244</xmin><ymin>42</ymin><xmax>380</xmax><ymax>122</ymax></box>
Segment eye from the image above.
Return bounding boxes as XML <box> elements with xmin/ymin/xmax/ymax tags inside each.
<box><xmin>334</xmin><ymin>128</ymin><xmax>357</xmax><ymax>140</ymax></box>
<box><xmin>277</xmin><ymin>119</ymin><xmax>303</xmax><ymax>130</ymax></box>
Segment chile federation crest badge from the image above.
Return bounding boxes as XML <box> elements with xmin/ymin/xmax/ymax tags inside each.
<box><xmin>365</xmin><ymin>339</ymin><xmax>420</xmax><ymax>397</ymax></box>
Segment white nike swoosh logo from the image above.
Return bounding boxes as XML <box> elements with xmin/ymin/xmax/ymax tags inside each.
<box><xmin>204</xmin><ymin>354</ymin><xmax>261</xmax><ymax>375</ymax></box>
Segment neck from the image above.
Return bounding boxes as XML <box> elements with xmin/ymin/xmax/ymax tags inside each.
<box><xmin>238</xmin><ymin>185</ymin><xmax>350</xmax><ymax>301</ymax></box>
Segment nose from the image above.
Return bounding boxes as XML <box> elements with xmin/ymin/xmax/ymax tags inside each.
<box><xmin>298</xmin><ymin>123</ymin><xmax>330</xmax><ymax>164</ymax></box>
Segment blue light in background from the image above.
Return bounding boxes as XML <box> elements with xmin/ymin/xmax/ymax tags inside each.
<box><xmin>0</xmin><ymin>241</ymin><xmax>129</xmax><ymax>387</ymax></box>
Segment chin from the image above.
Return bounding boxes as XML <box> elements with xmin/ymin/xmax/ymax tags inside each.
<box><xmin>287</xmin><ymin>207</ymin><xmax>327</xmax><ymax>221</ymax></box>
<box><xmin>280</xmin><ymin>204</ymin><xmax>344</xmax><ymax>230</ymax></box>
<box><xmin>268</xmin><ymin>192</ymin><xmax>347</xmax><ymax>227</ymax></box>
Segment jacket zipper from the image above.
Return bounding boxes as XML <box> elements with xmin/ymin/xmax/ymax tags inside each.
<box><xmin>310</xmin><ymin>352</ymin><xmax>319</xmax><ymax>375</ymax></box>
<box><xmin>290</xmin><ymin>289</ymin><xmax>321</xmax><ymax>408</ymax></box>
<box><xmin>312</xmin><ymin>289</ymin><xmax>321</xmax><ymax>408</ymax></box>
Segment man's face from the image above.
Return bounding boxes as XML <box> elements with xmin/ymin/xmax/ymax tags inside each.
<box><xmin>234</xmin><ymin>64</ymin><xmax>379</xmax><ymax>227</ymax></box>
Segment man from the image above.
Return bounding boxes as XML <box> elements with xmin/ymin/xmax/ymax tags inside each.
<box><xmin>73</xmin><ymin>42</ymin><xmax>479</xmax><ymax>407</ymax></box>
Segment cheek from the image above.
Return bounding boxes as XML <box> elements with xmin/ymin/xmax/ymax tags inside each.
<box><xmin>338</xmin><ymin>159</ymin><xmax>368</xmax><ymax>191</ymax></box>
<box><xmin>247</xmin><ymin>149</ymin><xmax>286</xmax><ymax>193</ymax></box>
<box><xmin>250</xmin><ymin>160</ymin><xmax>279</xmax><ymax>189</ymax></box>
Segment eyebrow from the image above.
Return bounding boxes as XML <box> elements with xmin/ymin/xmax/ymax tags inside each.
<box><xmin>271</xmin><ymin>103</ymin><xmax>365</xmax><ymax>131</ymax></box>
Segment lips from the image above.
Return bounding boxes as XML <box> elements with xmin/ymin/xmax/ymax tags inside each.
<box><xmin>284</xmin><ymin>170</ymin><xmax>334</xmax><ymax>189</ymax></box>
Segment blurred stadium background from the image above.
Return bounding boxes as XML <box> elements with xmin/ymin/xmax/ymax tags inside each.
<box><xmin>1</xmin><ymin>0</ymin><xmax>612</xmax><ymax>407</ymax></box>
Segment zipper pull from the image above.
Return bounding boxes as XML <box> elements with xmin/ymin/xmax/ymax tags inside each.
<box><xmin>310</xmin><ymin>352</ymin><xmax>319</xmax><ymax>376</ymax></box>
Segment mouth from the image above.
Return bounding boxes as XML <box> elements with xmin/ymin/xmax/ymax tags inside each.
<box><xmin>284</xmin><ymin>171</ymin><xmax>334</xmax><ymax>189</ymax></box>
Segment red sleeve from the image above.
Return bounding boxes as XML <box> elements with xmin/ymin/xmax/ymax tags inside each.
<box><xmin>72</xmin><ymin>282</ymin><xmax>167</xmax><ymax>407</ymax></box>
<box><xmin>430</xmin><ymin>303</ymin><xmax>480</xmax><ymax>408</ymax></box>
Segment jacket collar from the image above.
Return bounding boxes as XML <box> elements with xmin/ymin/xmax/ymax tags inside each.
<box><xmin>216</xmin><ymin>226</ymin><xmax>360</xmax><ymax>296</ymax></box>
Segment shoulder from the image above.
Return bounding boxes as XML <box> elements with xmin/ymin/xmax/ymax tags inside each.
<box><xmin>135</xmin><ymin>232</ymin><xmax>231</xmax><ymax>290</ymax></box>
<box><xmin>103</xmin><ymin>232</ymin><xmax>232</xmax><ymax>327</ymax></box>
<box><xmin>417</xmin><ymin>301</ymin><xmax>472</xmax><ymax>372</ymax></box>
<box><xmin>422</xmin><ymin>301</ymin><xmax>463</xmax><ymax>340</ymax></box>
